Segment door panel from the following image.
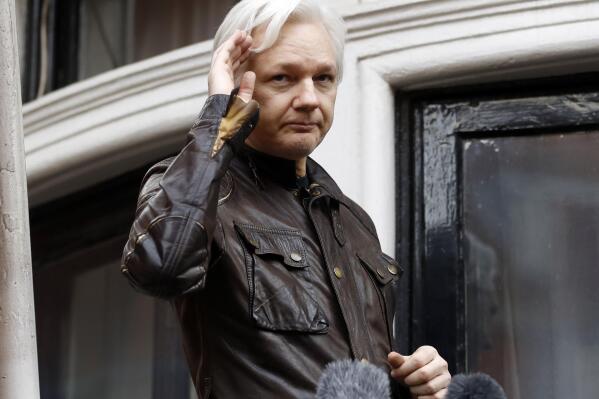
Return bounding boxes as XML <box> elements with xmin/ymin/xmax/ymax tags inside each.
<box><xmin>463</xmin><ymin>133</ymin><xmax>599</xmax><ymax>398</ymax></box>
<box><xmin>399</xmin><ymin>84</ymin><xmax>599</xmax><ymax>398</ymax></box>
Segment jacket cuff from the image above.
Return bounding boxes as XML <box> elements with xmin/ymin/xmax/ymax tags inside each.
<box><xmin>211</xmin><ymin>95</ymin><xmax>260</xmax><ymax>157</ymax></box>
<box><xmin>197</xmin><ymin>94</ymin><xmax>230</xmax><ymax>120</ymax></box>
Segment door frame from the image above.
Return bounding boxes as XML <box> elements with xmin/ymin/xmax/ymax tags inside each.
<box><xmin>394</xmin><ymin>73</ymin><xmax>599</xmax><ymax>372</ymax></box>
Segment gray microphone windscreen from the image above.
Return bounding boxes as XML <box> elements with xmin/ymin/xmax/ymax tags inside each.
<box><xmin>315</xmin><ymin>359</ymin><xmax>391</xmax><ymax>399</ymax></box>
<box><xmin>446</xmin><ymin>373</ymin><xmax>507</xmax><ymax>399</ymax></box>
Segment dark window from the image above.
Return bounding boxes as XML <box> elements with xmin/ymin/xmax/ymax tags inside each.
<box><xmin>31</xmin><ymin>162</ymin><xmax>191</xmax><ymax>399</ymax></box>
<box><xmin>24</xmin><ymin>0</ymin><xmax>238</xmax><ymax>101</ymax></box>
<box><xmin>396</xmin><ymin>75</ymin><xmax>599</xmax><ymax>398</ymax></box>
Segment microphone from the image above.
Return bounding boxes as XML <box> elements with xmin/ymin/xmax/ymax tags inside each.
<box><xmin>446</xmin><ymin>373</ymin><xmax>507</xmax><ymax>399</ymax></box>
<box><xmin>315</xmin><ymin>359</ymin><xmax>391</xmax><ymax>399</ymax></box>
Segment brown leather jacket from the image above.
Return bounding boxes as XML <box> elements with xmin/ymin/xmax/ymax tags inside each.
<box><xmin>121</xmin><ymin>94</ymin><xmax>403</xmax><ymax>398</ymax></box>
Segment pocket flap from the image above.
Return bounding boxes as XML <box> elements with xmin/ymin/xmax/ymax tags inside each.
<box><xmin>235</xmin><ymin>223</ymin><xmax>308</xmax><ymax>268</ymax></box>
<box><xmin>357</xmin><ymin>251</ymin><xmax>403</xmax><ymax>285</ymax></box>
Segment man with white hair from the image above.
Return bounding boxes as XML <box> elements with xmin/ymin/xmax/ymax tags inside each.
<box><xmin>122</xmin><ymin>1</ymin><xmax>451</xmax><ymax>398</ymax></box>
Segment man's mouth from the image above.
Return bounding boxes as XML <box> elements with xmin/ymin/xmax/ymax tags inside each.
<box><xmin>285</xmin><ymin>122</ymin><xmax>319</xmax><ymax>132</ymax></box>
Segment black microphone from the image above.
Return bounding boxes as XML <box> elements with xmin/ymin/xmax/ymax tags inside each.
<box><xmin>315</xmin><ymin>359</ymin><xmax>391</xmax><ymax>399</ymax></box>
<box><xmin>446</xmin><ymin>373</ymin><xmax>507</xmax><ymax>399</ymax></box>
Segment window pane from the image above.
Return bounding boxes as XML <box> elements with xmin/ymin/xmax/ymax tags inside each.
<box><xmin>462</xmin><ymin>132</ymin><xmax>599</xmax><ymax>398</ymax></box>
<box><xmin>133</xmin><ymin>0</ymin><xmax>237</xmax><ymax>61</ymax></box>
<box><xmin>78</xmin><ymin>0</ymin><xmax>238</xmax><ymax>80</ymax></box>
<box><xmin>66</xmin><ymin>260</ymin><xmax>155</xmax><ymax>398</ymax></box>
<box><xmin>34</xmin><ymin>244</ymin><xmax>191</xmax><ymax>399</ymax></box>
<box><xmin>79</xmin><ymin>0</ymin><xmax>129</xmax><ymax>79</ymax></box>
<box><xmin>36</xmin><ymin>256</ymin><xmax>155</xmax><ymax>398</ymax></box>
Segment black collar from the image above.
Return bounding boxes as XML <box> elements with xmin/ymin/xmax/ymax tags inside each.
<box><xmin>238</xmin><ymin>145</ymin><xmax>346</xmax><ymax>201</ymax></box>
<box><xmin>239</xmin><ymin>145</ymin><xmax>300</xmax><ymax>189</ymax></box>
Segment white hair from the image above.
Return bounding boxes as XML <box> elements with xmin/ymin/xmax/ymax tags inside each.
<box><xmin>213</xmin><ymin>0</ymin><xmax>347</xmax><ymax>80</ymax></box>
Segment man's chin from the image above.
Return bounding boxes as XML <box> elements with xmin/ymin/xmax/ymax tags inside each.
<box><xmin>281</xmin><ymin>136</ymin><xmax>323</xmax><ymax>159</ymax></box>
<box><xmin>246</xmin><ymin>133</ymin><xmax>324</xmax><ymax>160</ymax></box>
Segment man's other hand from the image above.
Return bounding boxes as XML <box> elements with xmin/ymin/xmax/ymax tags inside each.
<box><xmin>209</xmin><ymin>29</ymin><xmax>254</xmax><ymax>101</ymax></box>
<box><xmin>388</xmin><ymin>346</ymin><xmax>451</xmax><ymax>399</ymax></box>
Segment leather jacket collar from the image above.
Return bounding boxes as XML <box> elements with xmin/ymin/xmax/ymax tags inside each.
<box><xmin>239</xmin><ymin>145</ymin><xmax>299</xmax><ymax>190</ymax></box>
<box><xmin>238</xmin><ymin>145</ymin><xmax>346</xmax><ymax>202</ymax></box>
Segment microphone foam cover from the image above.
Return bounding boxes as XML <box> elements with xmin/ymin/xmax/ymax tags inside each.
<box><xmin>315</xmin><ymin>359</ymin><xmax>391</xmax><ymax>399</ymax></box>
<box><xmin>446</xmin><ymin>373</ymin><xmax>507</xmax><ymax>399</ymax></box>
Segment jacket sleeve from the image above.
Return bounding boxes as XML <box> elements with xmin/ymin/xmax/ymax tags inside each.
<box><xmin>121</xmin><ymin>93</ymin><xmax>259</xmax><ymax>298</ymax></box>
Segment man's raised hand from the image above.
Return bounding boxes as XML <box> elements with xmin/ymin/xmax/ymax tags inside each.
<box><xmin>208</xmin><ymin>29</ymin><xmax>255</xmax><ymax>101</ymax></box>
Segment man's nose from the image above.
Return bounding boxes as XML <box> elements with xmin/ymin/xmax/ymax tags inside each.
<box><xmin>292</xmin><ymin>80</ymin><xmax>320</xmax><ymax>111</ymax></box>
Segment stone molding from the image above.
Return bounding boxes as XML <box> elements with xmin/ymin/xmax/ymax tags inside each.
<box><xmin>0</xmin><ymin>1</ymin><xmax>40</xmax><ymax>398</ymax></box>
<box><xmin>23</xmin><ymin>0</ymin><xmax>599</xmax><ymax>252</ymax></box>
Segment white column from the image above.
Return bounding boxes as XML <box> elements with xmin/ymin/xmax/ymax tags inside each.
<box><xmin>0</xmin><ymin>1</ymin><xmax>41</xmax><ymax>398</ymax></box>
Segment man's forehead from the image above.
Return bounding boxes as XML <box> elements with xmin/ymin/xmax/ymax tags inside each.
<box><xmin>250</xmin><ymin>22</ymin><xmax>337</xmax><ymax>71</ymax></box>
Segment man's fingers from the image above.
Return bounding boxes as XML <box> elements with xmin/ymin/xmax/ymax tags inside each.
<box><xmin>214</xmin><ymin>30</ymin><xmax>248</xmax><ymax>62</ymax></box>
<box><xmin>395</xmin><ymin>346</ymin><xmax>437</xmax><ymax>379</ymax></box>
<box><xmin>238</xmin><ymin>71</ymin><xmax>256</xmax><ymax>103</ymax></box>
<box><xmin>408</xmin><ymin>371</ymin><xmax>451</xmax><ymax>395</ymax></box>
<box><xmin>240</xmin><ymin>33</ymin><xmax>253</xmax><ymax>51</ymax></box>
<box><xmin>227</xmin><ymin>48</ymin><xmax>243</xmax><ymax>68</ymax></box>
<box><xmin>229</xmin><ymin>29</ymin><xmax>247</xmax><ymax>47</ymax></box>
<box><xmin>234</xmin><ymin>46</ymin><xmax>252</xmax><ymax>70</ymax></box>
<box><xmin>214</xmin><ymin>30</ymin><xmax>242</xmax><ymax>57</ymax></box>
<box><xmin>404</xmin><ymin>356</ymin><xmax>447</xmax><ymax>386</ymax></box>
<box><xmin>217</xmin><ymin>34</ymin><xmax>252</xmax><ymax>72</ymax></box>
<box><xmin>389</xmin><ymin>346</ymin><xmax>450</xmax><ymax>399</ymax></box>
<box><xmin>388</xmin><ymin>351</ymin><xmax>408</xmax><ymax>369</ymax></box>
<box><xmin>219</xmin><ymin>42</ymin><xmax>243</xmax><ymax>66</ymax></box>
<box><xmin>208</xmin><ymin>30</ymin><xmax>253</xmax><ymax>96</ymax></box>
<box><xmin>415</xmin><ymin>388</ymin><xmax>448</xmax><ymax>399</ymax></box>
<box><xmin>233</xmin><ymin>36</ymin><xmax>253</xmax><ymax>66</ymax></box>
<box><xmin>230</xmin><ymin>44</ymin><xmax>251</xmax><ymax>69</ymax></box>
<box><xmin>226</xmin><ymin>32</ymin><xmax>252</xmax><ymax>59</ymax></box>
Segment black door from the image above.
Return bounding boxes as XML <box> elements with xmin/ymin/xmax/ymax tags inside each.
<box><xmin>396</xmin><ymin>76</ymin><xmax>599</xmax><ymax>399</ymax></box>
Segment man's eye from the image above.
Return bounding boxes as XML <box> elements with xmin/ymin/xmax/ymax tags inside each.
<box><xmin>315</xmin><ymin>74</ymin><xmax>334</xmax><ymax>83</ymax></box>
<box><xmin>272</xmin><ymin>75</ymin><xmax>289</xmax><ymax>82</ymax></box>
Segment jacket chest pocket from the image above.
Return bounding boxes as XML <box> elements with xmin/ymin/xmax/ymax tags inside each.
<box><xmin>235</xmin><ymin>223</ymin><xmax>328</xmax><ymax>333</ymax></box>
<box><xmin>356</xmin><ymin>250</ymin><xmax>403</xmax><ymax>331</ymax></box>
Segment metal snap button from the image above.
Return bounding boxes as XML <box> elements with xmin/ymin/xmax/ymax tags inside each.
<box><xmin>334</xmin><ymin>266</ymin><xmax>343</xmax><ymax>279</ymax></box>
<box><xmin>290</xmin><ymin>252</ymin><xmax>302</xmax><ymax>262</ymax></box>
<box><xmin>387</xmin><ymin>264</ymin><xmax>398</xmax><ymax>275</ymax></box>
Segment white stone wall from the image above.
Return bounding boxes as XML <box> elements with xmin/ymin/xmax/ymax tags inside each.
<box><xmin>0</xmin><ymin>1</ymin><xmax>40</xmax><ymax>398</ymax></box>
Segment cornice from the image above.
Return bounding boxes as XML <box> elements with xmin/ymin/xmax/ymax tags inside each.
<box><xmin>342</xmin><ymin>0</ymin><xmax>586</xmax><ymax>40</ymax></box>
<box><xmin>23</xmin><ymin>42</ymin><xmax>213</xmax><ymax>206</ymax></box>
<box><xmin>24</xmin><ymin>42</ymin><xmax>212</xmax><ymax>134</ymax></box>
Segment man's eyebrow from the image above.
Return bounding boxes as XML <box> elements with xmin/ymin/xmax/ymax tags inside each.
<box><xmin>268</xmin><ymin>62</ymin><xmax>337</xmax><ymax>73</ymax></box>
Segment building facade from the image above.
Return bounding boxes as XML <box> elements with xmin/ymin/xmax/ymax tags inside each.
<box><xmin>15</xmin><ymin>0</ymin><xmax>599</xmax><ymax>398</ymax></box>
